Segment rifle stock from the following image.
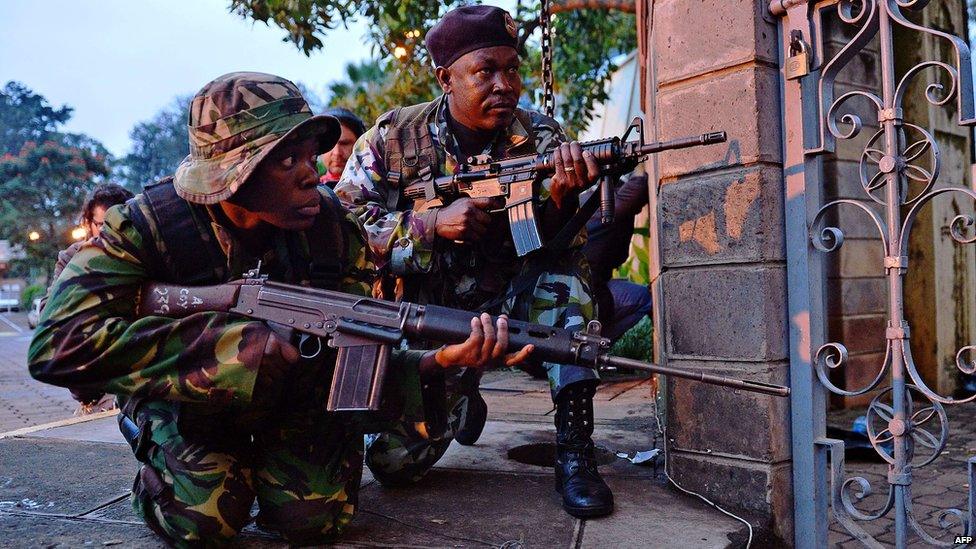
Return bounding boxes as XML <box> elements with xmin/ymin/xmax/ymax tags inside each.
<box><xmin>137</xmin><ymin>274</ymin><xmax>789</xmax><ymax>414</ymax></box>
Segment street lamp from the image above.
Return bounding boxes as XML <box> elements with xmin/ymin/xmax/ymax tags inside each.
<box><xmin>393</xmin><ymin>45</ymin><xmax>408</xmax><ymax>59</ymax></box>
<box><xmin>71</xmin><ymin>227</ymin><xmax>87</xmax><ymax>240</ymax></box>
<box><xmin>28</xmin><ymin>231</ymin><xmax>40</xmax><ymax>242</ymax></box>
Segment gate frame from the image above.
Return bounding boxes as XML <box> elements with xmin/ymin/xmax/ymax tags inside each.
<box><xmin>771</xmin><ymin>1</ymin><xmax>976</xmax><ymax>546</ymax></box>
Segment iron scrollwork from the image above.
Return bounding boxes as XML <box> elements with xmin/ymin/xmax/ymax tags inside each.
<box><xmin>800</xmin><ymin>0</ymin><xmax>976</xmax><ymax>545</ymax></box>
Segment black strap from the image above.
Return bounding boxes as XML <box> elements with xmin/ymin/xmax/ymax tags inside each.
<box><xmin>305</xmin><ymin>186</ymin><xmax>348</xmax><ymax>290</ymax></box>
<box><xmin>130</xmin><ymin>178</ymin><xmax>226</xmax><ymax>284</ymax></box>
<box><xmin>476</xmin><ymin>190</ymin><xmax>602</xmax><ymax>312</ymax></box>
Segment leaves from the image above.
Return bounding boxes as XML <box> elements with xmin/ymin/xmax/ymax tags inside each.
<box><xmin>0</xmin><ymin>82</ymin><xmax>111</xmax><ymax>281</ymax></box>
<box><xmin>228</xmin><ymin>1</ymin><xmax>636</xmax><ymax>134</ymax></box>
<box><xmin>116</xmin><ymin>95</ymin><xmax>190</xmax><ymax>191</ymax></box>
<box><xmin>0</xmin><ymin>82</ymin><xmax>73</xmax><ymax>157</ymax></box>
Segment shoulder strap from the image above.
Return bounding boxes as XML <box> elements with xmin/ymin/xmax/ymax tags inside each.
<box><xmin>476</xmin><ymin>190</ymin><xmax>602</xmax><ymax>312</ymax></box>
<box><xmin>128</xmin><ymin>177</ymin><xmax>226</xmax><ymax>284</ymax></box>
<box><xmin>382</xmin><ymin>101</ymin><xmax>441</xmax><ymax>209</ymax></box>
<box><xmin>304</xmin><ymin>186</ymin><xmax>349</xmax><ymax>290</ymax></box>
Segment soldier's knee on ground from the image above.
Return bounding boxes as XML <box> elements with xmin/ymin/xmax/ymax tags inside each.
<box><xmin>257</xmin><ymin>500</ymin><xmax>353</xmax><ymax>545</ymax></box>
<box><xmin>132</xmin><ymin>464</ymin><xmax>253</xmax><ymax>546</ymax></box>
<box><xmin>364</xmin><ymin>431</ymin><xmax>453</xmax><ymax>487</ymax></box>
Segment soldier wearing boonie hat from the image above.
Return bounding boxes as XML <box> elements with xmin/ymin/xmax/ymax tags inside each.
<box><xmin>29</xmin><ymin>71</ymin><xmax>522</xmax><ymax>546</ymax></box>
<box><xmin>335</xmin><ymin>5</ymin><xmax>614</xmax><ymax>519</ymax></box>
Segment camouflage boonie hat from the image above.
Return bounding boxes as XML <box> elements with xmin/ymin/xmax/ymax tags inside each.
<box><xmin>174</xmin><ymin>72</ymin><xmax>340</xmax><ymax>204</ymax></box>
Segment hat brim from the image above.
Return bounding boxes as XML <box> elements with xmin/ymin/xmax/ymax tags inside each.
<box><xmin>174</xmin><ymin>114</ymin><xmax>341</xmax><ymax>205</ymax></box>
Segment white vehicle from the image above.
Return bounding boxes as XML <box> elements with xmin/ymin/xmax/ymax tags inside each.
<box><xmin>27</xmin><ymin>297</ymin><xmax>41</xmax><ymax>329</ymax></box>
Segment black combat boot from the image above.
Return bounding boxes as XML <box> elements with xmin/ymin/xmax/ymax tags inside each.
<box><xmin>554</xmin><ymin>383</ymin><xmax>614</xmax><ymax>518</ymax></box>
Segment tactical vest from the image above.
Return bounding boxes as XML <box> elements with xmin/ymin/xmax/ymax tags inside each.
<box><xmin>380</xmin><ymin>99</ymin><xmax>538</xmax><ymax>201</ymax></box>
<box><xmin>127</xmin><ymin>177</ymin><xmax>349</xmax><ymax>289</ymax></box>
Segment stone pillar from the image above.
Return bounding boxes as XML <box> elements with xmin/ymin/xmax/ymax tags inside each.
<box><xmin>644</xmin><ymin>0</ymin><xmax>793</xmax><ymax>541</ymax></box>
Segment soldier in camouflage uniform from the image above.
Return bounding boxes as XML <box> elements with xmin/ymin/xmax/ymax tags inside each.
<box><xmin>334</xmin><ymin>6</ymin><xmax>614</xmax><ymax>518</ymax></box>
<box><xmin>28</xmin><ymin>72</ymin><xmax>529</xmax><ymax>547</ymax></box>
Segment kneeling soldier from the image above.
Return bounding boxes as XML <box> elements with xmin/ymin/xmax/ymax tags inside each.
<box><xmin>335</xmin><ymin>5</ymin><xmax>613</xmax><ymax>518</ymax></box>
<box><xmin>28</xmin><ymin>72</ymin><xmax>526</xmax><ymax>546</ymax></box>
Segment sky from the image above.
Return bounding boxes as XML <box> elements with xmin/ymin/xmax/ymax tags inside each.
<box><xmin>0</xmin><ymin>0</ymin><xmax>371</xmax><ymax>157</ymax></box>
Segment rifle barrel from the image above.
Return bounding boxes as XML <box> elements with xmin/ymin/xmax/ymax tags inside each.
<box><xmin>637</xmin><ymin>131</ymin><xmax>727</xmax><ymax>155</ymax></box>
<box><xmin>600</xmin><ymin>355</ymin><xmax>790</xmax><ymax>397</ymax></box>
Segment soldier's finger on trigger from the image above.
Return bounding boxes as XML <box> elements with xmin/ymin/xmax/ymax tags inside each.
<box><xmin>470</xmin><ymin>197</ymin><xmax>495</xmax><ymax>210</ymax></box>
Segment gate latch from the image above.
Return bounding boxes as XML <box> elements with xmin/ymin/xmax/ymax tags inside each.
<box><xmin>786</xmin><ymin>31</ymin><xmax>811</xmax><ymax>80</ymax></box>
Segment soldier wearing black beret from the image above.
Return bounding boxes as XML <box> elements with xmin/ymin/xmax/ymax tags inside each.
<box><xmin>335</xmin><ymin>5</ymin><xmax>613</xmax><ymax>518</ymax></box>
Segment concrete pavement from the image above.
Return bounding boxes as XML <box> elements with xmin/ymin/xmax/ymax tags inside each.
<box><xmin>0</xmin><ymin>312</ymin><xmax>77</xmax><ymax>432</ymax></box>
<box><xmin>0</xmin><ymin>371</ymin><xmax>747</xmax><ymax>548</ymax></box>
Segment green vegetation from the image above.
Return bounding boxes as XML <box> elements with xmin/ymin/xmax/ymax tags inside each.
<box><xmin>0</xmin><ymin>82</ymin><xmax>111</xmax><ymax>282</ymax></box>
<box><xmin>230</xmin><ymin>1</ymin><xmax>637</xmax><ymax>135</ymax></box>
<box><xmin>610</xmin><ymin>315</ymin><xmax>652</xmax><ymax>362</ymax></box>
<box><xmin>19</xmin><ymin>283</ymin><xmax>44</xmax><ymax>310</ymax></box>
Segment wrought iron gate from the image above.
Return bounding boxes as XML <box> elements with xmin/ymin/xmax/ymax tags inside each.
<box><xmin>770</xmin><ymin>0</ymin><xmax>976</xmax><ymax>546</ymax></box>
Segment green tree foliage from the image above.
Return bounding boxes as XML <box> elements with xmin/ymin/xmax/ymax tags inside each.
<box><xmin>0</xmin><ymin>82</ymin><xmax>73</xmax><ymax>156</ymax></box>
<box><xmin>0</xmin><ymin>82</ymin><xmax>111</xmax><ymax>282</ymax></box>
<box><xmin>0</xmin><ymin>139</ymin><xmax>110</xmax><ymax>281</ymax></box>
<box><xmin>229</xmin><ymin>1</ymin><xmax>636</xmax><ymax>136</ymax></box>
<box><xmin>117</xmin><ymin>95</ymin><xmax>191</xmax><ymax>191</ymax></box>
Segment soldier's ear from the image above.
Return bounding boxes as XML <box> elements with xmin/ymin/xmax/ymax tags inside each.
<box><xmin>435</xmin><ymin>66</ymin><xmax>452</xmax><ymax>94</ymax></box>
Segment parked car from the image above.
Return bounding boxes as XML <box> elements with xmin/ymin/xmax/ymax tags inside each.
<box><xmin>27</xmin><ymin>297</ymin><xmax>41</xmax><ymax>329</ymax></box>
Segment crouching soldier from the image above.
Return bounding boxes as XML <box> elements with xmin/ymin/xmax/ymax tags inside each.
<box><xmin>28</xmin><ymin>72</ymin><xmax>528</xmax><ymax>547</ymax></box>
<box><xmin>335</xmin><ymin>5</ymin><xmax>613</xmax><ymax>518</ymax></box>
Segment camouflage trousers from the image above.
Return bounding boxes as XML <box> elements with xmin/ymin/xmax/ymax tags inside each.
<box><xmin>129</xmin><ymin>399</ymin><xmax>363</xmax><ymax>548</ymax></box>
<box><xmin>366</xmin><ymin>266</ymin><xmax>600</xmax><ymax>485</ymax></box>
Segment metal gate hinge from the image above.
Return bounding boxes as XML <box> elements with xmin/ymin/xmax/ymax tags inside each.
<box><xmin>886</xmin><ymin>321</ymin><xmax>910</xmax><ymax>340</ymax></box>
<box><xmin>884</xmin><ymin>255</ymin><xmax>908</xmax><ymax>271</ymax></box>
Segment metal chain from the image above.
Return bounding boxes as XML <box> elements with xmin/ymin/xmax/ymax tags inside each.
<box><xmin>539</xmin><ymin>0</ymin><xmax>555</xmax><ymax>119</ymax></box>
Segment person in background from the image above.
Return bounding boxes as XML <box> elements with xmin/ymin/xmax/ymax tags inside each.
<box><xmin>51</xmin><ymin>183</ymin><xmax>134</xmax><ymax>286</ymax></box>
<box><xmin>316</xmin><ymin>107</ymin><xmax>366</xmax><ymax>187</ymax></box>
<box><xmin>42</xmin><ymin>183</ymin><xmax>134</xmax><ymax>415</ymax></box>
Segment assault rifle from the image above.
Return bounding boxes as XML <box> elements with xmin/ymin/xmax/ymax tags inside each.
<box><xmin>138</xmin><ymin>269</ymin><xmax>789</xmax><ymax>413</ymax></box>
<box><xmin>403</xmin><ymin>117</ymin><xmax>727</xmax><ymax>256</ymax></box>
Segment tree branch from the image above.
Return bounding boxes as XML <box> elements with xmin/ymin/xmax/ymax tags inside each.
<box><xmin>551</xmin><ymin>0</ymin><xmax>636</xmax><ymax>13</ymax></box>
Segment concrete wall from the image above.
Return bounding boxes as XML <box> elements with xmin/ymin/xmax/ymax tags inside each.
<box><xmin>643</xmin><ymin>0</ymin><xmax>793</xmax><ymax>541</ymax></box>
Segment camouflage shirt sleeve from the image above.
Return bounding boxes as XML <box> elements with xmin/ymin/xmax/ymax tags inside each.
<box><xmin>333</xmin><ymin>126</ymin><xmax>439</xmax><ymax>275</ymax></box>
<box><xmin>28</xmin><ymin>203</ymin><xmax>269</xmax><ymax>408</ymax></box>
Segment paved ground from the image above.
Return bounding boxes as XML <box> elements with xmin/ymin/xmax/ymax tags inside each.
<box><xmin>0</xmin><ymin>366</ymin><xmax>747</xmax><ymax>548</ymax></box>
<box><xmin>0</xmin><ymin>312</ymin><xmax>77</xmax><ymax>432</ymax></box>
<box><xmin>826</xmin><ymin>401</ymin><xmax>976</xmax><ymax>547</ymax></box>
<box><xmin>6</xmin><ymin>309</ymin><xmax>975</xmax><ymax>547</ymax></box>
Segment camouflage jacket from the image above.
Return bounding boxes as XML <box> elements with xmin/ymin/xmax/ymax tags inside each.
<box><xmin>28</xmin><ymin>187</ymin><xmax>425</xmax><ymax>414</ymax></box>
<box><xmin>334</xmin><ymin>96</ymin><xmax>577</xmax><ymax>310</ymax></box>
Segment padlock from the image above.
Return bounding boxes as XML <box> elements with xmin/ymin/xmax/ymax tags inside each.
<box><xmin>786</xmin><ymin>33</ymin><xmax>811</xmax><ymax>80</ymax></box>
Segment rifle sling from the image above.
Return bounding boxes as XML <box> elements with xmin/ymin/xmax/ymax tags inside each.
<box><xmin>476</xmin><ymin>189</ymin><xmax>602</xmax><ymax>312</ymax></box>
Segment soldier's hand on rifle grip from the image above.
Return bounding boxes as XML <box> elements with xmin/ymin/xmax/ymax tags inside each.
<box><xmin>434</xmin><ymin>197</ymin><xmax>496</xmax><ymax>242</ymax></box>
<box><xmin>550</xmin><ymin>142</ymin><xmax>599</xmax><ymax>208</ymax></box>
<box><xmin>251</xmin><ymin>322</ymin><xmax>301</xmax><ymax>407</ymax></box>
<box><xmin>423</xmin><ymin>313</ymin><xmax>534</xmax><ymax>374</ymax></box>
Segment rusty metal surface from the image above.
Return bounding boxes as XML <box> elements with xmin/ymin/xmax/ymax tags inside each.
<box><xmin>773</xmin><ymin>0</ymin><xmax>976</xmax><ymax>546</ymax></box>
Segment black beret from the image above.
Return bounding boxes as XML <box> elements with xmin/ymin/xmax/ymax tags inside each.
<box><xmin>425</xmin><ymin>5</ymin><xmax>519</xmax><ymax>68</ymax></box>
